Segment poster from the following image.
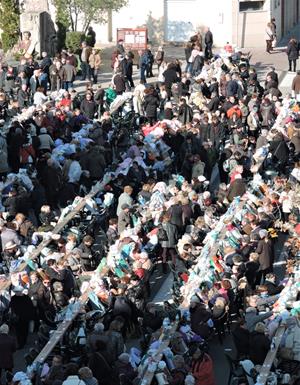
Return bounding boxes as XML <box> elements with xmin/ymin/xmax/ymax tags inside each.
<box><xmin>117</xmin><ymin>28</ymin><xmax>148</xmax><ymax>50</ymax></box>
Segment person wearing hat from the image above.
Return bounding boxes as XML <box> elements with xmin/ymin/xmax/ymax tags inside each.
<box><xmin>2</xmin><ymin>239</ymin><xmax>21</xmax><ymax>269</ymax></box>
<box><xmin>9</xmin><ymin>286</ymin><xmax>35</xmax><ymax>349</ymax></box>
<box><xmin>249</xmin><ymin>322</ymin><xmax>270</xmax><ymax>365</ymax></box>
<box><xmin>0</xmin><ymin>324</ymin><xmax>17</xmax><ymax>377</ymax></box>
<box><xmin>117</xmin><ymin>203</ymin><xmax>132</xmax><ymax>235</ymax></box>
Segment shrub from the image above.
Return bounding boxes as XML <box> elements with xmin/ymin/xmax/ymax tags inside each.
<box><xmin>65</xmin><ymin>31</ymin><xmax>85</xmax><ymax>53</ymax></box>
<box><xmin>0</xmin><ymin>0</ymin><xmax>20</xmax><ymax>52</ymax></box>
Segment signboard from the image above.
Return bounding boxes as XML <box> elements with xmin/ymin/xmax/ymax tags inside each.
<box><xmin>117</xmin><ymin>28</ymin><xmax>148</xmax><ymax>50</ymax></box>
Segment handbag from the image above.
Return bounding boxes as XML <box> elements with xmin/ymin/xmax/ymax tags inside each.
<box><xmin>279</xmin><ymin>347</ymin><xmax>294</xmax><ymax>360</ymax></box>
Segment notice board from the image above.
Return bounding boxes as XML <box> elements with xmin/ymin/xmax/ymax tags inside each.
<box><xmin>117</xmin><ymin>28</ymin><xmax>148</xmax><ymax>50</ymax></box>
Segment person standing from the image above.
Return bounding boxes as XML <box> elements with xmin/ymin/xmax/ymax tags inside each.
<box><xmin>292</xmin><ymin>70</ymin><xmax>300</xmax><ymax>97</ymax></box>
<box><xmin>287</xmin><ymin>38</ymin><xmax>299</xmax><ymax>72</ymax></box>
<box><xmin>89</xmin><ymin>48</ymin><xmax>101</xmax><ymax>84</ymax></box>
<box><xmin>62</xmin><ymin>58</ymin><xmax>76</xmax><ymax>91</ymax></box>
<box><xmin>80</xmin><ymin>41</ymin><xmax>92</xmax><ymax>81</ymax></box>
<box><xmin>116</xmin><ymin>39</ymin><xmax>125</xmax><ymax>54</ymax></box>
<box><xmin>49</xmin><ymin>60</ymin><xmax>62</xmax><ymax>91</ymax></box>
<box><xmin>139</xmin><ymin>50</ymin><xmax>149</xmax><ymax>83</ymax></box>
<box><xmin>155</xmin><ymin>46</ymin><xmax>164</xmax><ymax>70</ymax></box>
<box><xmin>9</xmin><ymin>286</ymin><xmax>35</xmax><ymax>349</ymax></box>
<box><xmin>191</xmin><ymin>347</ymin><xmax>216</xmax><ymax>385</ymax></box>
<box><xmin>125</xmin><ymin>52</ymin><xmax>134</xmax><ymax>89</ymax></box>
<box><xmin>265</xmin><ymin>23</ymin><xmax>274</xmax><ymax>53</ymax></box>
<box><xmin>146</xmin><ymin>47</ymin><xmax>154</xmax><ymax>78</ymax></box>
<box><xmin>204</xmin><ymin>27</ymin><xmax>213</xmax><ymax>59</ymax></box>
<box><xmin>116</xmin><ymin>185</ymin><xmax>133</xmax><ymax>216</ymax></box>
<box><xmin>159</xmin><ymin>213</ymin><xmax>178</xmax><ymax>272</ymax></box>
<box><xmin>87</xmin><ymin>26</ymin><xmax>96</xmax><ymax>47</ymax></box>
<box><xmin>255</xmin><ymin>229</ymin><xmax>274</xmax><ymax>284</ymax></box>
<box><xmin>112</xmin><ymin>70</ymin><xmax>126</xmax><ymax>95</ymax></box>
<box><xmin>117</xmin><ymin>204</ymin><xmax>132</xmax><ymax>234</ymax></box>
<box><xmin>0</xmin><ymin>324</ymin><xmax>17</xmax><ymax>378</ymax></box>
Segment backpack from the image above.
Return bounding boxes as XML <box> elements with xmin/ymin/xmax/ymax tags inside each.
<box><xmin>157</xmin><ymin>225</ymin><xmax>168</xmax><ymax>241</ymax></box>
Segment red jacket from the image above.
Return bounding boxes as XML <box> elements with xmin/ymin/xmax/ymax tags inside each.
<box><xmin>191</xmin><ymin>354</ymin><xmax>215</xmax><ymax>385</ymax></box>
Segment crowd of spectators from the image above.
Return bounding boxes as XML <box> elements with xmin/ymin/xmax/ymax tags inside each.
<box><xmin>0</xmin><ymin>29</ymin><xmax>299</xmax><ymax>385</ymax></box>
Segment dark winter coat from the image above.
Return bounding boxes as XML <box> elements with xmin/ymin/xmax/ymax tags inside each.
<box><xmin>113</xmin><ymin>74</ymin><xmax>126</xmax><ymax>93</ymax></box>
<box><xmin>190</xmin><ymin>303</ymin><xmax>212</xmax><ymax>339</ymax></box>
<box><xmin>205</xmin><ymin>31</ymin><xmax>213</xmax><ymax>45</ymax></box>
<box><xmin>287</xmin><ymin>40</ymin><xmax>299</xmax><ymax>61</ymax></box>
<box><xmin>249</xmin><ymin>331</ymin><xmax>270</xmax><ymax>365</ymax></box>
<box><xmin>161</xmin><ymin>222</ymin><xmax>178</xmax><ymax>248</ymax></box>
<box><xmin>80</xmin><ymin>99</ymin><xmax>97</xmax><ymax>120</ymax></box>
<box><xmin>168</xmin><ymin>204</ymin><xmax>183</xmax><ymax>229</ymax></box>
<box><xmin>226</xmin><ymin>80</ymin><xmax>238</xmax><ymax>97</ymax></box>
<box><xmin>207</xmin><ymin>96</ymin><xmax>220</xmax><ymax>112</ymax></box>
<box><xmin>264</xmin><ymin>280</ymin><xmax>284</xmax><ymax>295</ymax></box>
<box><xmin>269</xmin><ymin>139</ymin><xmax>289</xmax><ymax>163</ymax></box>
<box><xmin>0</xmin><ymin>333</ymin><xmax>17</xmax><ymax>369</ymax></box>
<box><xmin>260</xmin><ymin>100</ymin><xmax>275</xmax><ymax>127</ymax></box>
<box><xmin>88</xmin><ymin>351</ymin><xmax>113</xmax><ymax>385</ymax></box>
<box><xmin>178</xmin><ymin>104</ymin><xmax>193</xmax><ymax>124</ymax></box>
<box><xmin>85</xmin><ymin>147</ymin><xmax>106</xmax><ymax>179</ymax></box>
<box><xmin>10</xmin><ymin>294</ymin><xmax>35</xmax><ymax>322</ymax></box>
<box><xmin>232</xmin><ymin>326</ymin><xmax>250</xmax><ymax>356</ymax></box>
<box><xmin>163</xmin><ymin>68</ymin><xmax>179</xmax><ymax>87</ymax></box>
<box><xmin>143</xmin><ymin>93</ymin><xmax>159</xmax><ymax>119</ymax></box>
<box><xmin>256</xmin><ymin>239</ymin><xmax>273</xmax><ymax>271</ymax></box>
<box><xmin>227</xmin><ymin>178</ymin><xmax>246</xmax><ymax>202</ymax></box>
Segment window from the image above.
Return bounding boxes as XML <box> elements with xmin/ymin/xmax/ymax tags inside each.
<box><xmin>239</xmin><ymin>1</ymin><xmax>265</xmax><ymax>12</ymax></box>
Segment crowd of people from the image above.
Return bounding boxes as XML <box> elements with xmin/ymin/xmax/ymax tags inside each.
<box><xmin>0</xmin><ymin>25</ymin><xmax>299</xmax><ymax>385</ymax></box>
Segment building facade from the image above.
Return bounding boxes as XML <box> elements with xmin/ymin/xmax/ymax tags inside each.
<box><xmin>91</xmin><ymin>0</ymin><xmax>300</xmax><ymax>47</ymax></box>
